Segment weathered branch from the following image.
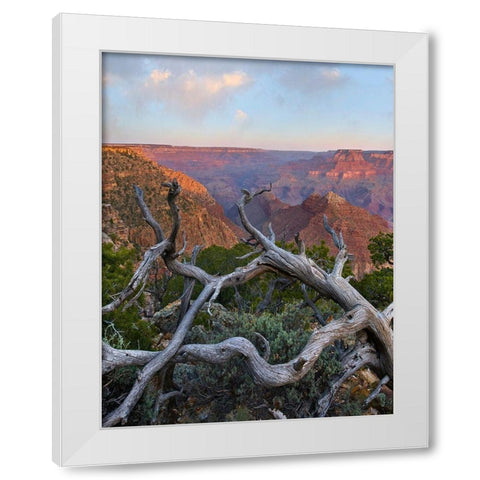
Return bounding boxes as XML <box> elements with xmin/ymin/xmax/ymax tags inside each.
<box><xmin>172</xmin><ymin>306</ymin><xmax>373</xmax><ymax>387</ymax></box>
<box><xmin>267</xmin><ymin>222</ymin><xmax>275</xmax><ymax>243</ymax></box>
<box><xmin>316</xmin><ymin>342</ymin><xmax>380</xmax><ymax>417</ymax></box>
<box><xmin>253</xmin><ymin>332</ymin><xmax>271</xmax><ymax>361</ymax></box>
<box><xmin>103</xmin><ymin>306</ymin><xmax>372</xmax><ymax>386</ymax></box>
<box><xmin>134</xmin><ymin>185</ymin><xmax>164</xmax><ymax>242</ymax></box>
<box><xmin>102</xmin><ymin>240</ymin><xmax>169</xmax><ymax>314</ymax></box>
<box><xmin>162</xmin><ymin>179</ymin><xmax>182</xmax><ymax>246</ymax></box>
<box><xmin>102</xmin><ymin>179</ymin><xmax>394</xmax><ymax>425</ymax></box>
<box><xmin>177</xmin><ymin>245</ymin><xmax>203</xmax><ymax>322</ymax></box>
<box><xmin>234</xmin><ymin>198</ymin><xmax>392</xmax><ymax>377</ymax></box>
<box><xmin>151</xmin><ymin>390</ymin><xmax>183</xmax><ymax>425</ymax></box>
<box><xmin>294</xmin><ymin>232</ymin><xmax>306</xmax><ymax>256</ymax></box>
<box><xmin>122</xmin><ymin>282</ymin><xmax>146</xmax><ymax>311</ymax></box>
<box><xmin>269</xmin><ymin>408</ymin><xmax>287</xmax><ymax>420</ymax></box>
<box><xmin>383</xmin><ymin>303</ymin><xmax>394</xmax><ymax>327</ymax></box>
<box><xmin>236</xmin><ymin>248</ymin><xmax>262</xmax><ymax>260</ymax></box>
<box><xmin>171</xmin><ymin>231</ymin><xmax>187</xmax><ymax>259</ymax></box>
<box><xmin>323</xmin><ymin>214</ymin><xmax>344</xmax><ymax>250</ymax></box>
<box><xmin>256</xmin><ymin>277</ymin><xmax>292</xmax><ymax>314</ymax></box>
<box><xmin>301</xmin><ymin>284</ymin><xmax>325</xmax><ymax>326</ymax></box>
<box><xmin>102</xmin><ymin>341</ymin><xmax>156</xmax><ymax>374</ymax></box>
<box><xmin>236</xmin><ymin>186</ymin><xmax>276</xmax><ymax>251</ymax></box>
<box><xmin>362</xmin><ymin>375</ymin><xmax>390</xmax><ymax>408</ymax></box>
<box><xmin>322</xmin><ymin>214</ymin><xmax>349</xmax><ymax>277</ymax></box>
<box><xmin>102</xmin><ymin>284</ymin><xmax>215</xmax><ymax>427</ymax></box>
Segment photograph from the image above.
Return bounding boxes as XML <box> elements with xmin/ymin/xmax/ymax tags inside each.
<box><xmin>101</xmin><ymin>52</ymin><xmax>395</xmax><ymax>427</ymax></box>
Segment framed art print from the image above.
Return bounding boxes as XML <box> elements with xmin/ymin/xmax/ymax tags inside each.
<box><xmin>53</xmin><ymin>14</ymin><xmax>429</xmax><ymax>466</ymax></box>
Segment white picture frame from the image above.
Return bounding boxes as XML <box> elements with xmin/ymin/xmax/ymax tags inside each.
<box><xmin>53</xmin><ymin>13</ymin><xmax>428</xmax><ymax>467</ymax></box>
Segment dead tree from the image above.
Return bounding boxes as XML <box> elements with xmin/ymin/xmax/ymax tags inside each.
<box><xmin>102</xmin><ymin>180</ymin><xmax>394</xmax><ymax>427</ymax></box>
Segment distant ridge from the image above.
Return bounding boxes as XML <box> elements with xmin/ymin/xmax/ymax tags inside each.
<box><xmin>268</xmin><ymin>191</ymin><xmax>392</xmax><ymax>277</ymax></box>
<box><xmin>104</xmin><ymin>143</ymin><xmax>317</xmax><ymax>154</ymax></box>
<box><xmin>112</xmin><ymin>143</ymin><xmax>393</xmax><ymax>224</ymax></box>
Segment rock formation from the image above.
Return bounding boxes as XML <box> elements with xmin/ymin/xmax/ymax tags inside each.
<box><xmin>102</xmin><ymin>146</ymin><xmax>239</xmax><ymax>251</ymax></box>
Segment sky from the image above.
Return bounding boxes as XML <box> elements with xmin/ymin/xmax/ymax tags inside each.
<box><xmin>102</xmin><ymin>53</ymin><xmax>393</xmax><ymax>151</ymax></box>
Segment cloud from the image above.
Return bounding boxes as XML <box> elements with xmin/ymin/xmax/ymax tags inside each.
<box><xmin>320</xmin><ymin>68</ymin><xmax>341</xmax><ymax>83</ymax></box>
<box><xmin>234</xmin><ymin>109</ymin><xmax>249</xmax><ymax>123</ymax></box>
<box><xmin>102</xmin><ymin>72</ymin><xmax>120</xmax><ymax>86</ymax></box>
<box><xmin>149</xmin><ymin>69</ymin><xmax>172</xmax><ymax>84</ymax></box>
<box><xmin>280</xmin><ymin>65</ymin><xmax>347</xmax><ymax>95</ymax></box>
<box><xmin>142</xmin><ymin>68</ymin><xmax>252</xmax><ymax>118</ymax></box>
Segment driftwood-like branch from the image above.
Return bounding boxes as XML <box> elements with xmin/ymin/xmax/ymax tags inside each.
<box><xmin>267</xmin><ymin>222</ymin><xmax>275</xmax><ymax>243</ymax></box>
<box><xmin>151</xmin><ymin>390</ymin><xmax>183</xmax><ymax>424</ymax></box>
<box><xmin>362</xmin><ymin>375</ymin><xmax>390</xmax><ymax>408</ymax></box>
<box><xmin>102</xmin><ymin>240</ymin><xmax>169</xmax><ymax>314</ymax></box>
<box><xmin>253</xmin><ymin>332</ymin><xmax>271</xmax><ymax>361</ymax></box>
<box><xmin>255</xmin><ymin>277</ymin><xmax>292</xmax><ymax>314</ymax></box>
<box><xmin>171</xmin><ymin>231</ymin><xmax>187</xmax><ymax>259</ymax></box>
<box><xmin>235</xmin><ymin>195</ymin><xmax>392</xmax><ymax>376</ymax></box>
<box><xmin>269</xmin><ymin>408</ymin><xmax>287</xmax><ymax>420</ymax></box>
<box><xmin>294</xmin><ymin>232</ymin><xmax>306</xmax><ymax>256</ymax></box>
<box><xmin>236</xmin><ymin>248</ymin><xmax>262</xmax><ymax>260</ymax></box>
<box><xmin>103</xmin><ymin>341</ymin><xmax>156</xmax><ymax>374</ymax></box>
<box><xmin>121</xmin><ymin>282</ymin><xmax>146</xmax><ymax>311</ymax></box>
<box><xmin>133</xmin><ymin>185</ymin><xmax>164</xmax><ymax>242</ymax></box>
<box><xmin>316</xmin><ymin>343</ymin><xmax>380</xmax><ymax>417</ymax></box>
<box><xmin>172</xmin><ymin>306</ymin><xmax>372</xmax><ymax>387</ymax></box>
<box><xmin>162</xmin><ymin>179</ymin><xmax>182</xmax><ymax>245</ymax></box>
<box><xmin>103</xmin><ymin>284</ymin><xmax>215</xmax><ymax>427</ymax></box>
<box><xmin>102</xmin><ymin>306</ymin><xmax>371</xmax><ymax>387</ymax></box>
<box><xmin>301</xmin><ymin>284</ymin><xmax>325</xmax><ymax>326</ymax></box>
<box><xmin>383</xmin><ymin>303</ymin><xmax>394</xmax><ymax>327</ymax></box>
<box><xmin>323</xmin><ymin>214</ymin><xmax>344</xmax><ymax>250</ymax></box>
<box><xmin>102</xmin><ymin>180</ymin><xmax>394</xmax><ymax>425</ymax></box>
<box><xmin>237</xmin><ymin>187</ymin><xmax>276</xmax><ymax>252</ymax></box>
<box><xmin>322</xmin><ymin>214</ymin><xmax>349</xmax><ymax>277</ymax></box>
<box><xmin>177</xmin><ymin>244</ymin><xmax>203</xmax><ymax>322</ymax></box>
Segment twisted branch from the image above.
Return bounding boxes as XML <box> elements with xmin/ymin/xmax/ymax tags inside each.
<box><xmin>102</xmin><ymin>240</ymin><xmax>169</xmax><ymax>314</ymax></box>
<box><xmin>103</xmin><ymin>306</ymin><xmax>373</xmax><ymax>389</ymax></box>
<box><xmin>316</xmin><ymin>342</ymin><xmax>380</xmax><ymax>416</ymax></box>
<box><xmin>103</xmin><ymin>284</ymin><xmax>214</xmax><ymax>427</ymax></box>
<box><xmin>102</xmin><ymin>180</ymin><xmax>394</xmax><ymax>425</ymax></box>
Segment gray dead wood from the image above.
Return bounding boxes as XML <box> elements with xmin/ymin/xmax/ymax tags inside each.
<box><xmin>316</xmin><ymin>343</ymin><xmax>380</xmax><ymax>417</ymax></box>
<box><xmin>102</xmin><ymin>240</ymin><xmax>169</xmax><ymax>314</ymax></box>
<box><xmin>102</xmin><ymin>284</ymin><xmax>214</xmax><ymax>427</ymax></box>
<box><xmin>102</xmin><ymin>181</ymin><xmax>394</xmax><ymax>426</ymax></box>
<box><xmin>362</xmin><ymin>375</ymin><xmax>390</xmax><ymax>408</ymax></box>
<box><xmin>104</xmin><ymin>306</ymin><xmax>373</xmax><ymax>388</ymax></box>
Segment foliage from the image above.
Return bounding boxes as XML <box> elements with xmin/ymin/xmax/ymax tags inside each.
<box><xmin>102</xmin><ymin>238</ymin><xmax>392</xmax><ymax>425</ymax></box>
<box><xmin>352</xmin><ymin>267</ymin><xmax>393</xmax><ymax>310</ymax></box>
<box><xmin>368</xmin><ymin>231</ymin><xmax>393</xmax><ymax>267</ymax></box>
<box><xmin>174</xmin><ymin>240</ymin><xmax>352</xmax><ymax>315</ymax></box>
<box><xmin>102</xmin><ymin>243</ymin><xmax>157</xmax><ymax>349</ymax></box>
<box><xmin>155</xmin><ymin>304</ymin><xmax>344</xmax><ymax>424</ymax></box>
<box><xmin>351</xmin><ymin>232</ymin><xmax>394</xmax><ymax>310</ymax></box>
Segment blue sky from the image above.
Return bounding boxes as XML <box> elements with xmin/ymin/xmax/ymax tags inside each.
<box><xmin>102</xmin><ymin>53</ymin><xmax>393</xmax><ymax>151</ymax></box>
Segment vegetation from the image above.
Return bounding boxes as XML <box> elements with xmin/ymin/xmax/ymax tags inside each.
<box><xmin>101</xmin><ymin>182</ymin><xmax>394</xmax><ymax>427</ymax></box>
<box><xmin>368</xmin><ymin>231</ymin><xmax>393</xmax><ymax>267</ymax></box>
<box><xmin>102</xmin><ymin>229</ymin><xmax>393</xmax><ymax>424</ymax></box>
<box><xmin>102</xmin><ymin>243</ymin><xmax>157</xmax><ymax>350</ymax></box>
<box><xmin>353</xmin><ymin>232</ymin><xmax>394</xmax><ymax>310</ymax></box>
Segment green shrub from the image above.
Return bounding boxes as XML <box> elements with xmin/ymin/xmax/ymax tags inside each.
<box><xmin>102</xmin><ymin>243</ymin><xmax>157</xmax><ymax>350</ymax></box>
<box><xmin>352</xmin><ymin>268</ymin><xmax>393</xmax><ymax>310</ymax></box>
<box><xmin>163</xmin><ymin>305</ymin><xmax>343</xmax><ymax>424</ymax></box>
